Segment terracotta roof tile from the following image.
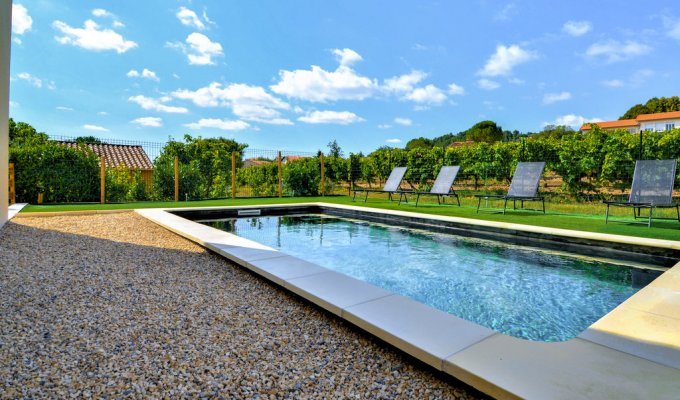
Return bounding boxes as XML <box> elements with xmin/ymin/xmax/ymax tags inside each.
<box><xmin>57</xmin><ymin>141</ymin><xmax>154</xmax><ymax>170</ymax></box>
<box><xmin>580</xmin><ymin>120</ymin><xmax>638</xmax><ymax>130</ymax></box>
<box><xmin>636</xmin><ymin>111</ymin><xmax>680</xmax><ymax>121</ymax></box>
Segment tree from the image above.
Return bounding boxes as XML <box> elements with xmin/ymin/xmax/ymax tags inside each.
<box><xmin>466</xmin><ymin>120</ymin><xmax>503</xmax><ymax>143</ymax></box>
<box><xmin>532</xmin><ymin>125</ymin><xmax>576</xmax><ymax>140</ymax></box>
<box><xmin>404</xmin><ymin>137</ymin><xmax>433</xmax><ymax>150</ymax></box>
<box><xmin>620</xmin><ymin>96</ymin><xmax>680</xmax><ymax>119</ymax></box>
<box><xmin>75</xmin><ymin>136</ymin><xmax>104</xmax><ymax>144</ymax></box>
<box><xmin>327</xmin><ymin>139</ymin><xmax>343</xmax><ymax>158</ymax></box>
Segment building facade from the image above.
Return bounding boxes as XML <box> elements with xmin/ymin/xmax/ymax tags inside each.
<box><xmin>581</xmin><ymin>111</ymin><xmax>680</xmax><ymax>133</ymax></box>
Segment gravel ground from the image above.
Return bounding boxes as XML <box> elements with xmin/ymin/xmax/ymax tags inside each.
<box><xmin>0</xmin><ymin>212</ymin><xmax>481</xmax><ymax>399</ymax></box>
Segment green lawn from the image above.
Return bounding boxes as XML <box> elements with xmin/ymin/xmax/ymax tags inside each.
<box><xmin>20</xmin><ymin>194</ymin><xmax>680</xmax><ymax>241</ymax></box>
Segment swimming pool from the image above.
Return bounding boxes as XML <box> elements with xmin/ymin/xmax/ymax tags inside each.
<box><xmin>201</xmin><ymin>213</ymin><xmax>657</xmax><ymax>342</ymax></box>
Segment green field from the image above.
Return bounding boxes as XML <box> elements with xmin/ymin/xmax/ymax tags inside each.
<box><xmin>20</xmin><ymin>194</ymin><xmax>680</xmax><ymax>241</ymax></box>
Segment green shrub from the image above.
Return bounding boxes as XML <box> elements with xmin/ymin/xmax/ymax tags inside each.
<box><xmin>283</xmin><ymin>157</ymin><xmax>321</xmax><ymax>196</ymax></box>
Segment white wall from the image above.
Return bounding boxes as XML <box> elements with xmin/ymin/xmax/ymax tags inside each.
<box><xmin>0</xmin><ymin>1</ymin><xmax>11</xmax><ymax>226</ymax></box>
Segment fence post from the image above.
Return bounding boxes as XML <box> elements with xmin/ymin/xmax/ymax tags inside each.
<box><xmin>277</xmin><ymin>151</ymin><xmax>282</xmax><ymax>197</ymax></box>
<box><xmin>174</xmin><ymin>156</ymin><xmax>179</xmax><ymax>202</ymax></box>
<box><xmin>231</xmin><ymin>152</ymin><xmax>236</xmax><ymax>199</ymax></box>
<box><xmin>100</xmin><ymin>156</ymin><xmax>106</xmax><ymax>204</ymax></box>
<box><xmin>8</xmin><ymin>162</ymin><xmax>15</xmax><ymax>205</ymax></box>
<box><xmin>320</xmin><ymin>153</ymin><xmax>325</xmax><ymax>196</ymax></box>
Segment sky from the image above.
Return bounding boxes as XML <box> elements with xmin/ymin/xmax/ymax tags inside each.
<box><xmin>8</xmin><ymin>0</ymin><xmax>680</xmax><ymax>154</ymax></box>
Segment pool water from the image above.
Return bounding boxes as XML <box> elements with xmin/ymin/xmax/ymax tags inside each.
<box><xmin>204</xmin><ymin>214</ymin><xmax>644</xmax><ymax>342</ymax></box>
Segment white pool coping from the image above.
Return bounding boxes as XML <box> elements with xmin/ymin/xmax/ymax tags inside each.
<box><xmin>136</xmin><ymin>203</ymin><xmax>680</xmax><ymax>399</ymax></box>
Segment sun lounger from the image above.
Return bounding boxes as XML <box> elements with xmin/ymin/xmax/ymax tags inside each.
<box><xmin>475</xmin><ymin>162</ymin><xmax>546</xmax><ymax>214</ymax></box>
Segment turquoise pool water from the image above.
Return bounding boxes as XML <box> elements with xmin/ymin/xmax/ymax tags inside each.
<box><xmin>204</xmin><ymin>214</ymin><xmax>643</xmax><ymax>342</ymax></box>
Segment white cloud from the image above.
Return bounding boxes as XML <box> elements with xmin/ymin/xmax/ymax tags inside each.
<box><xmin>447</xmin><ymin>83</ymin><xmax>465</xmax><ymax>95</ymax></box>
<box><xmin>83</xmin><ymin>124</ymin><xmax>108</xmax><ymax>132</ymax></box>
<box><xmin>127</xmin><ymin>68</ymin><xmax>160</xmax><ymax>81</ymax></box>
<box><xmin>128</xmin><ymin>95</ymin><xmax>188</xmax><ymax>113</ymax></box>
<box><xmin>584</xmin><ymin>40</ymin><xmax>651</xmax><ymax>63</ymax></box>
<box><xmin>394</xmin><ymin>117</ymin><xmax>412</xmax><ymax>126</ymax></box>
<box><xmin>172</xmin><ymin>82</ymin><xmax>291</xmax><ymax>124</ymax></box>
<box><xmin>477</xmin><ymin>78</ymin><xmax>500</xmax><ymax>90</ymax></box>
<box><xmin>332</xmin><ymin>48</ymin><xmax>363</xmax><ymax>66</ymax></box>
<box><xmin>92</xmin><ymin>9</ymin><xmax>112</xmax><ymax>18</ymax></box>
<box><xmin>478</xmin><ymin>44</ymin><xmax>537</xmax><ymax>77</ymax></box>
<box><xmin>383</xmin><ymin>70</ymin><xmax>427</xmax><ymax>93</ymax></box>
<box><xmin>378</xmin><ymin>124</ymin><xmax>392</xmax><ymax>129</ymax></box>
<box><xmin>131</xmin><ymin>117</ymin><xmax>163</xmax><ymax>127</ymax></box>
<box><xmin>562</xmin><ymin>21</ymin><xmax>592</xmax><ymax>37</ymax></box>
<box><xmin>298</xmin><ymin>110</ymin><xmax>364</xmax><ymax>125</ymax></box>
<box><xmin>16</xmin><ymin>72</ymin><xmax>42</xmax><ymax>88</ymax></box>
<box><xmin>53</xmin><ymin>19</ymin><xmax>137</xmax><ymax>53</ymax></box>
<box><xmin>97</xmin><ymin>111</ymin><xmax>108</xmax><ymax>116</ymax></box>
<box><xmin>184</xmin><ymin>118</ymin><xmax>250</xmax><ymax>131</ymax></box>
<box><xmin>12</xmin><ymin>4</ymin><xmax>32</xmax><ymax>35</ymax></box>
<box><xmin>56</xmin><ymin>106</ymin><xmax>73</xmax><ymax>111</ymax></box>
<box><xmin>112</xmin><ymin>20</ymin><xmax>125</xmax><ymax>28</ymax></box>
<box><xmin>547</xmin><ymin>114</ymin><xmax>602</xmax><ymax>128</ymax></box>
<box><xmin>543</xmin><ymin>91</ymin><xmax>572</xmax><ymax>104</ymax></box>
<box><xmin>202</xmin><ymin>10</ymin><xmax>216</xmax><ymax>27</ymax></box>
<box><xmin>404</xmin><ymin>84</ymin><xmax>446</xmax><ymax>104</ymax></box>
<box><xmin>386</xmin><ymin>138</ymin><xmax>402</xmax><ymax>144</ymax></box>
<box><xmin>167</xmin><ymin>33</ymin><xmax>223</xmax><ymax>65</ymax></box>
<box><xmin>176</xmin><ymin>7</ymin><xmax>205</xmax><ymax>30</ymax></box>
<box><xmin>494</xmin><ymin>3</ymin><xmax>517</xmax><ymax>21</ymax></box>
<box><xmin>271</xmin><ymin>54</ymin><xmax>376</xmax><ymax>102</ymax></box>
<box><xmin>601</xmin><ymin>79</ymin><xmax>624</xmax><ymax>88</ymax></box>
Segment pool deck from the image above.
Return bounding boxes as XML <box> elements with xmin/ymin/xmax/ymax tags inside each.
<box><xmin>136</xmin><ymin>202</ymin><xmax>680</xmax><ymax>399</ymax></box>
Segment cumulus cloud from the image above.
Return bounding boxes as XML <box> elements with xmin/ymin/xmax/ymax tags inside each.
<box><xmin>394</xmin><ymin>117</ymin><xmax>412</xmax><ymax>126</ymax></box>
<box><xmin>601</xmin><ymin>79</ymin><xmax>624</xmax><ymax>88</ymax></box>
<box><xmin>543</xmin><ymin>91</ymin><xmax>572</xmax><ymax>104</ymax></box>
<box><xmin>478</xmin><ymin>44</ymin><xmax>537</xmax><ymax>77</ymax></box>
<box><xmin>383</xmin><ymin>70</ymin><xmax>427</xmax><ymax>93</ymax></box>
<box><xmin>298</xmin><ymin>110</ymin><xmax>364</xmax><ymax>125</ymax></box>
<box><xmin>585</xmin><ymin>40</ymin><xmax>651</xmax><ymax>63</ymax></box>
<box><xmin>176</xmin><ymin>7</ymin><xmax>205</xmax><ymax>30</ymax></box>
<box><xmin>92</xmin><ymin>9</ymin><xmax>112</xmax><ymax>18</ymax></box>
<box><xmin>83</xmin><ymin>124</ymin><xmax>108</xmax><ymax>132</ymax></box>
<box><xmin>386</xmin><ymin>138</ymin><xmax>402</xmax><ymax>144</ymax></box>
<box><xmin>447</xmin><ymin>83</ymin><xmax>465</xmax><ymax>95</ymax></box>
<box><xmin>563</xmin><ymin>21</ymin><xmax>592</xmax><ymax>37</ymax></box>
<box><xmin>403</xmin><ymin>85</ymin><xmax>446</xmax><ymax>105</ymax></box>
<box><xmin>172</xmin><ymin>82</ymin><xmax>291</xmax><ymax>124</ymax></box>
<box><xmin>167</xmin><ymin>33</ymin><xmax>223</xmax><ymax>65</ymax></box>
<box><xmin>131</xmin><ymin>117</ymin><xmax>163</xmax><ymax>127</ymax></box>
<box><xmin>128</xmin><ymin>95</ymin><xmax>188</xmax><ymax>113</ymax></box>
<box><xmin>477</xmin><ymin>78</ymin><xmax>500</xmax><ymax>90</ymax></box>
<box><xmin>53</xmin><ymin>19</ymin><xmax>137</xmax><ymax>53</ymax></box>
<box><xmin>184</xmin><ymin>118</ymin><xmax>250</xmax><ymax>131</ymax></box>
<box><xmin>332</xmin><ymin>48</ymin><xmax>363</xmax><ymax>66</ymax></box>
<box><xmin>127</xmin><ymin>68</ymin><xmax>160</xmax><ymax>81</ymax></box>
<box><xmin>271</xmin><ymin>51</ymin><xmax>376</xmax><ymax>102</ymax></box>
<box><xmin>547</xmin><ymin>114</ymin><xmax>602</xmax><ymax>128</ymax></box>
<box><xmin>12</xmin><ymin>4</ymin><xmax>32</xmax><ymax>35</ymax></box>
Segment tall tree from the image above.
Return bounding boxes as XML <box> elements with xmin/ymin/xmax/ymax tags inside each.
<box><xmin>620</xmin><ymin>96</ymin><xmax>680</xmax><ymax>119</ymax></box>
<box><xmin>327</xmin><ymin>139</ymin><xmax>343</xmax><ymax>158</ymax></box>
<box><xmin>466</xmin><ymin>120</ymin><xmax>503</xmax><ymax>143</ymax></box>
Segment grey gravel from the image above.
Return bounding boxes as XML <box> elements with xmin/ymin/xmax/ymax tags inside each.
<box><xmin>0</xmin><ymin>212</ymin><xmax>480</xmax><ymax>399</ymax></box>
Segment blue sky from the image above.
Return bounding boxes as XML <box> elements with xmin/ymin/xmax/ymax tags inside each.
<box><xmin>8</xmin><ymin>0</ymin><xmax>680</xmax><ymax>153</ymax></box>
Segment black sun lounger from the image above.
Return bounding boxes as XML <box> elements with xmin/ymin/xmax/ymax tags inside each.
<box><xmin>604</xmin><ymin>159</ymin><xmax>679</xmax><ymax>228</ymax></box>
<box><xmin>352</xmin><ymin>167</ymin><xmax>407</xmax><ymax>203</ymax></box>
<box><xmin>401</xmin><ymin>166</ymin><xmax>461</xmax><ymax>207</ymax></box>
<box><xmin>475</xmin><ymin>161</ymin><xmax>546</xmax><ymax>214</ymax></box>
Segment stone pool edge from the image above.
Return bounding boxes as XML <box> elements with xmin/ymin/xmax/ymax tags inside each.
<box><xmin>135</xmin><ymin>203</ymin><xmax>680</xmax><ymax>399</ymax></box>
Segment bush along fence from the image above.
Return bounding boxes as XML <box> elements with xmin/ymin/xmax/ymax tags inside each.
<box><xmin>8</xmin><ymin>125</ymin><xmax>680</xmax><ymax>204</ymax></box>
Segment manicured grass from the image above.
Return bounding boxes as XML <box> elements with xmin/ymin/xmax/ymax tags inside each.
<box><xmin>20</xmin><ymin>194</ymin><xmax>680</xmax><ymax>241</ymax></box>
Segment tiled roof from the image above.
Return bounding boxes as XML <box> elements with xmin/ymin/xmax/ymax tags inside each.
<box><xmin>243</xmin><ymin>158</ymin><xmax>272</xmax><ymax>167</ymax></box>
<box><xmin>57</xmin><ymin>141</ymin><xmax>154</xmax><ymax>170</ymax></box>
<box><xmin>636</xmin><ymin>110</ymin><xmax>680</xmax><ymax>121</ymax></box>
<box><xmin>448</xmin><ymin>140</ymin><xmax>475</xmax><ymax>147</ymax></box>
<box><xmin>580</xmin><ymin>119</ymin><xmax>637</xmax><ymax>131</ymax></box>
